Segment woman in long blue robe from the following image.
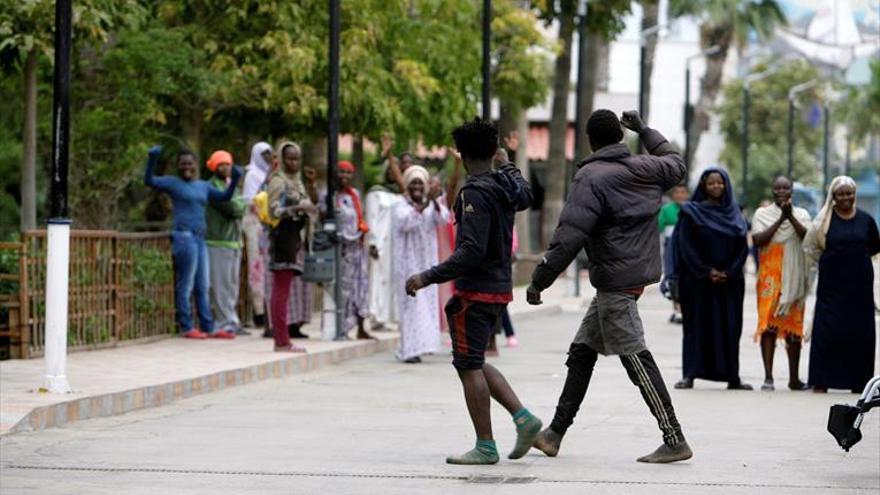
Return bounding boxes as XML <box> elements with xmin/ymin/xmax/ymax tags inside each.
<box><xmin>672</xmin><ymin>168</ymin><xmax>752</xmax><ymax>390</ymax></box>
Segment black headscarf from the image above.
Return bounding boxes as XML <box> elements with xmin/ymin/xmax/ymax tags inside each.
<box><xmin>680</xmin><ymin>167</ymin><xmax>748</xmax><ymax>238</ymax></box>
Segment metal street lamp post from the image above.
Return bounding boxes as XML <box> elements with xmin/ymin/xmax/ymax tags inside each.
<box><xmin>741</xmin><ymin>66</ymin><xmax>784</xmax><ymax>205</ymax></box>
<box><xmin>683</xmin><ymin>45</ymin><xmax>720</xmax><ymax>176</ymax></box>
<box><xmin>638</xmin><ymin>24</ymin><xmax>666</xmax><ymax>153</ymax></box>
<box><xmin>43</xmin><ymin>0</ymin><xmax>73</xmax><ymax>393</ymax></box>
<box><xmin>482</xmin><ymin>0</ymin><xmax>491</xmax><ymax>121</ymax></box>
<box><xmin>786</xmin><ymin>79</ymin><xmax>818</xmax><ymax>178</ymax></box>
<box><xmin>327</xmin><ymin>0</ymin><xmax>344</xmax><ymax>340</ymax></box>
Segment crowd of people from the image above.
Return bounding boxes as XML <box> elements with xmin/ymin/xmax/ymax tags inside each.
<box><xmin>661</xmin><ymin>171</ymin><xmax>879</xmax><ymax>395</ymax></box>
<box><xmin>143</xmin><ymin>134</ymin><xmax>518</xmax><ymax>360</ymax></box>
<box><xmin>143</xmin><ymin>110</ymin><xmax>877</xmax><ymax>465</ymax></box>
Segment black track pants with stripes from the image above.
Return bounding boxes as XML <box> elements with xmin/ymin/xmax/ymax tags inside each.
<box><xmin>550</xmin><ymin>344</ymin><xmax>684</xmax><ymax>446</ymax></box>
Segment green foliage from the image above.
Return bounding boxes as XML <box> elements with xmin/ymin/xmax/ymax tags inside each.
<box><xmin>837</xmin><ymin>60</ymin><xmax>880</xmax><ymax>143</ymax></box>
<box><xmin>716</xmin><ymin>60</ymin><xmax>824</xmax><ymax>207</ymax></box>
<box><xmin>669</xmin><ymin>0</ymin><xmax>787</xmax><ymax>50</ymax></box>
<box><xmin>2</xmin><ymin>0</ymin><xmax>551</xmax><ymax>230</ymax></box>
<box><xmin>130</xmin><ymin>245</ymin><xmax>173</xmax><ymax>323</ymax></box>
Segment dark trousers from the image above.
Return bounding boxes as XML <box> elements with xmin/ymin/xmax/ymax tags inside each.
<box><xmin>550</xmin><ymin>343</ymin><xmax>684</xmax><ymax>447</ymax></box>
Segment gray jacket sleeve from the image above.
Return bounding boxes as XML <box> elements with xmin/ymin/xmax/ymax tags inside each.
<box><xmin>636</xmin><ymin>128</ymin><xmax>686</xmax><ymax>190</ymax></box>
<box><xmin>530</xmin><ymin>175</ymin><xmax>601</xmax><ymax>291</ymax></box>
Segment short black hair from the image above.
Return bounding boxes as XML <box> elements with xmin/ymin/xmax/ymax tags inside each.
<box><xmin>587</xmin><ymin>109</ymin><xmax>623</xmax><ymax>150</ymax></box>
<box><xmin>177</xmin><ymin>149</ymin><xmax>197</xmax><ymax>163</ymax></box>
<box><xmin>772</xmin><ymin>174</ymin><xmax>792</xmax><ymax>185</ymax></box>
<box><xmin>452</xmin><ymin>117</ymin><xmax>498</xmax><ymax>161</ymax></box>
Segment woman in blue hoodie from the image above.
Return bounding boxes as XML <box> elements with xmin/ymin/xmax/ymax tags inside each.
<box><xmin>144</xmin><ymin>146</ymin><xmax>242</xmax><ymax>339</ymax></box>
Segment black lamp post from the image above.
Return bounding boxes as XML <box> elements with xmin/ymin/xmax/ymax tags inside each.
<box><xmin>327</xmin><ymin>0</ymin><xmax>344</xmax><ymax>340</ymax></box>
<box><xmin>786</xmin><ymin>79</ymin><xmax>818</xmax><ymax>178</ymax></box>
<box><xmin>741</xmin><ymin>68</ymin><xmax>778</xmax><ymax>205</ymax></box>
<box><xmin>482</xmin><ymin>0</ymin><xmax>491</xmax><ymax>122</ymax></box>
<box><xmin>43</xmin><ymin>0</ymin><xmax>73</xmax><ymax>393</ymax></box>
<box><xmin>637</xmin><ymin>24</ymin><xmax>664</xmax><ymax>153</ymax></box>
<box><xmin>683</xmin><ymin>45</ymin><xmax>720</xmax><ymax>175</ymax></box>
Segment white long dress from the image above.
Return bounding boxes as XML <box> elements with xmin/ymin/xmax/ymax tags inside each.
<box><xmin>366</xmin><ymin>188</ymin><xmax>402</xmax><ymax>326</ymax></box>
<box><xmin>393</xmin><ymin>199</ymin><xmax>449</xmax><ymax>360</ymax></box>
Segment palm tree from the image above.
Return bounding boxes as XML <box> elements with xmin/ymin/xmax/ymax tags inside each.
<box><xmin>671</xmin><ymin>0</ymin><xmax>787</xmax><ymax>169</ymax></box>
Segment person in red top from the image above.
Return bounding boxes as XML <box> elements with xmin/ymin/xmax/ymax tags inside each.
<box><xmin>406</xmin><ymin>118</ymin><xmax>540</xmax><ymax>465</ymax></box>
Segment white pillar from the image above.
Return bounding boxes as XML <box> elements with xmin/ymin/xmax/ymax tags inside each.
<box><xmin>321</xmin><ymin>282</ymin><xmax>337</xmax><ymax>341</ymax></box>
<box><xmin>42</xmin><ymin>220</ymin><xmax>72</xmax><ymax>393</ymax></box>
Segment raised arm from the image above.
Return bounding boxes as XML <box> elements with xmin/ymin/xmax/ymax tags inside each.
<box><xmin>530</xmin><ymin>175</ymin><xmax>600</xmax><ymax>292</ymax></box>
<box><xmin>497</xmin><ymin>164</ymin><xmax>533</xmax><ymax>212</ymax></box>
<box><xmin>207</xmin><ymin>165</ymin><xmax>243</xmax><ymax>202</ymax></box>
<box><xmin>143</xmin><ymin>146</ymin><xmax>173</xmax><ymax>190</ymax></box>
<box><xmin>211</xmin><ymin>187</ymin><xmax>247</xmax><ymax>219</ymax></box>
<box><xmin>446</xmin><ymin>148</ymin><xmax>463</xmax><ymax>208</ymax></box>
<box><xmin>621</xmin><ymin>111</ymin><xmax>686</xmax><ymax>190</ymax></box>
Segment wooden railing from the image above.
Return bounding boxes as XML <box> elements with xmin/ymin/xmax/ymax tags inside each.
<box><xmin>0</xmin><ymin>230</ymin><xmax>177</xmax><ymax>359</ymax></box>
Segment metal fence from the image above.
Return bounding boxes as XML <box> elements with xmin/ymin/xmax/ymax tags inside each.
<box><xmin>0</xmin><ymin>230</ymin><xmax>176</xmax><ymax>359</ymax></box>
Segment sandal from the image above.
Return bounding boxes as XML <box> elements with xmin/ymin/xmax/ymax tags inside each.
<box><xmin>788</xmin><ymin>381</ymin><xmax>810</xmax><ymax>391</ymax></box>
<box><xmin>274</xmin><ymin>344</ymin><xmax>307</xmax><ymax>353</ymax></box>
<box><xmin>674</xmin><ymin>378</ymin><xmax>694</xmax><ymax>389</ymax></box>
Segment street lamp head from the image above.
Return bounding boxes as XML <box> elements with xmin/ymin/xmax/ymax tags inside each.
<box><xmin>704</xmin><ymin>45</ymin><xmax>722</xmax><ymax>57</ymax></box>
<box><xmin>639</xmin><ymin>23</ymin><xmax>669</xmax><ymax>45</ymax></box>
<box><xmin>687</xmin><ymin>45</ymin><xmax>722</xmax><ymax>68</ymax></box>
<box><xmin>788</xmin><ymin>79</ymin><xmax>819</xmax><ymax>101</ymax></box>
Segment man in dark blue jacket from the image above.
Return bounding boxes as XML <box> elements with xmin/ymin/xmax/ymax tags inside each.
<box><xmin>406</xmin><ymin>118</ymin><xmax>542</xmax><ymax>465</ymax></box>
<box><xmin>527</xmin><ymin>110</ymin><xmax>692</xmax><ymax>463</ymax></box>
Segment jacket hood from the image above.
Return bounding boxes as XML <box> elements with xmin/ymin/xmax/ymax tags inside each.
<box><xmin>577</xmin><ymin>143</ymin><xmax>631</xmax><ymax>169</ymax></box>
<box><xmin>465</xmin><ymin>166</ymin><xmax>527</xmax><ymax>208</ymax></box>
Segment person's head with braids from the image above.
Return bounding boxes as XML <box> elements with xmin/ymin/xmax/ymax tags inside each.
<box><xmin>451</xmin><ymin>117</ymin><xmax>498</xmax><ymax>176</ymax></box>
<box><xmin>586</xmin><ymin>109</ymin><xmax>625</xmax><ymax>152</ymax></box>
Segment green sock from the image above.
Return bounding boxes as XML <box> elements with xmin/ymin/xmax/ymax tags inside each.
<box><xmin>476</xmin><ymin>439</ymin><xmax>497</xmax><ymax>454</ymax></box>
<box><xmin>513</xmin><ymin>408</ymin><xmax>534</xmax><ymax>424</ymax></box>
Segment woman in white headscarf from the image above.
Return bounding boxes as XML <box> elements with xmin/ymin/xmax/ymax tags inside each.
<box><xmin>803</xmin><ymin>176</ymin><xmax>880</xmax><ymax>393</ymax></box>
<box><xmin>241</xmin><ymin>142</ymin><xmax>273</xmax><ymax>332</ymax></box>
<box><xmin>751</xmin><ymin>176</ymin><xmax>812</xmax><ymax>391</ymax></box>
<box><xmin>393</xmin><ymin>165</ymin><xmax>449</xmax><ymax>363</ymax></box>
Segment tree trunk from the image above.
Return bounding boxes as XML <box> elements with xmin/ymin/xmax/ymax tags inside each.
<box><xmin>181</xmin><ymin>107</ymin><xmax>204</xmax><ymax>158</ymax></box>
<box><xmin>20</xmin><ymin>49</ymin><xmax>38</xmax><ymax>232</ymax></box>
<box><xmin>514</xmin><ymin>112</ymin><xmax>531</xmax><ymax>254</ymax></box>
<box><xmin>499</xmin><ymin>104</ymin><xmax>518</xmax><ymax>153</ymax></box>
<box><xmin>304</xmin><ymin>137</ymin><xmax>328</xmax><ymax>185</ymax></box>
<box><xmin>575</xmin><ymin>30</ymin><xmax>602</xmax><ymax>161</ymax></box>
<box><xmin>640</xmin><ymin>1</ymin><xmax>659</xmax><ymax>124</ymax></box>
<box><xmin>688</xmin><ymin>24</ymin><xmax>732</xmax><ymax>172</ymax></box>
<box><xmin>352</xmin><ymin>134</ymin><xmax>365</xmax><ymax>190</ymax></box>
<box><xmin>543</xmin><ymin>0</ymin><xmax>576</xmax><ymax>247</ymax></box>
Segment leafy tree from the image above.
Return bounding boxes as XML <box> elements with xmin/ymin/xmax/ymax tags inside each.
<box><xmin>533</xmin><ymin>0</ymin><xmax>630</xmax><ymax>245</ymax></box>
<box><xmin>838</xmin><ymin>60</ymin><xmax>880</xmax><ymax>144</ymax></box>
<box><xmin>0</xmin><ymin>0</ymin><xmax>133</xmax><ymax>230</ymax></box>
<box><xmin>715</xmin><ymin>60</ymin><xmax>823</xmax><ymax>208</ymax></box>
<box><xmin>670</xmin><ymin>0</ymin><xmax>788</xmax><ymax>169</ymax></box>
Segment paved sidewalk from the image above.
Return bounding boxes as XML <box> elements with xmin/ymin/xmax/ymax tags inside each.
<box><xmin>1</xmin><ymin>277</ymin><xmax>876</xmax><ymax>494</ymax></box>
<box><xmin>0</xmin><ymin>282</ymin><xmax>573</xmax><ymax>435</ymax></box>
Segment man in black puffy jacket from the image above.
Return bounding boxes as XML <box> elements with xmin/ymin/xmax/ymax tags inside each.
<box><xmin>526</xmin><ymin>110</ymin><xmax>693</xmax><ymax>463</ymax></box>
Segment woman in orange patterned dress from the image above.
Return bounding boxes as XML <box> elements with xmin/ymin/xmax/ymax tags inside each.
<box><xmin>751</xmin><ymin>176</ymin><xmax>812</xmax><ymax>391</ymax></box>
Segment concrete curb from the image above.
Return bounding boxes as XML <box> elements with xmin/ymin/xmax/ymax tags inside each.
<box><xmin>508</xmin><ymin>303</ymin><xmax>564</xmax><ymax>320</ymax></box>
<box><xmin>6</xmin><ymin>336</ymin><xmax>399</xmax><ymax>435</ymax></box>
